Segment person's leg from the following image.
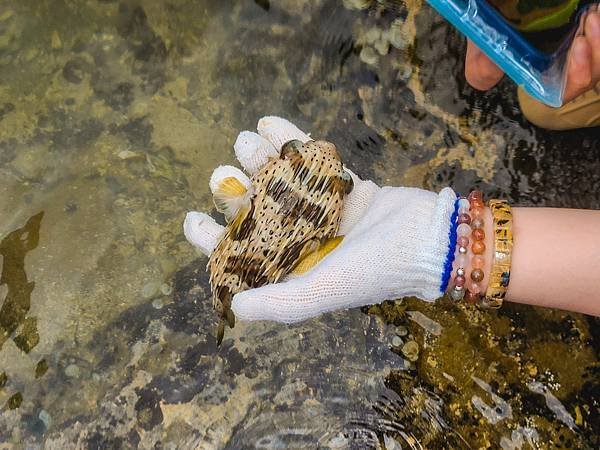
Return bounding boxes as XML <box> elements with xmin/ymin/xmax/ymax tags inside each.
<box><xmin>518</xmin><ymin>82</ymin><xmax>600</xmax><ymax>130</ymax></box>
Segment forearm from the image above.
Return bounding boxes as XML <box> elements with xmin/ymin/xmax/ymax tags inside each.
<box><xmin>479</xmin><ymin>207</ymin><xmax>600</xmax><ymax>316</ymax></box>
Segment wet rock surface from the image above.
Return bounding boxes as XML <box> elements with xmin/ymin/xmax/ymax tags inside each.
<box><xmin>0</xmin><ymin>0</ymin><xmax>598</xmax><ymax>448</ymax></box>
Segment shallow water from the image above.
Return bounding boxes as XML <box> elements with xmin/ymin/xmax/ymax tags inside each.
<box><xmin>0</xmin><ymin>0</ymin><xmax>598</xmax><ymax>448</ymax></box>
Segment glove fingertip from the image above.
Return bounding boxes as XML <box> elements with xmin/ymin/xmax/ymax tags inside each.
<box><xmin>234</xmin><ymin>131</ymin><xmax>279</xmax><ymax>174</ymax></box>
<box><xmin>231</xmin><ymin>289</ymin><xmax>263</xmax><ymax>321</ymax></box>
<box><xmin>183</xmin><ymin>211</ymin><xmax>224</xmax><ymax>256</ymax></box>
<box><xmin>232</xmin><ymin>287</ymin><xmax>303</xmax><ymax>323</ymax></box>
<box><xmin>209</xmin><ymin>165</ymin><xmax>251</xmax><ymax>193</ymax></box>
<box><xmin>257</xmin><ymin>116</ymin><xmax>311</xmax><ymax>150</ymax></box>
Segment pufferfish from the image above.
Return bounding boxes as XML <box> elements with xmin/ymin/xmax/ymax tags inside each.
<box><xmin>208</xmin><ymin>139</ymin><xmax>353</xmax><ymax>343</ymax></box>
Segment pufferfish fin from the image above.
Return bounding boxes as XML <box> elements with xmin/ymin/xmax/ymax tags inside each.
<box><xmin>266</xmin><ymin>238</ymin><xmax>317</xmax><ymax>282</ymax></box>
<box><xmin>228</xmin><ymin>201</ymin><xmax>253</xmax><ymax>237</ymax></box>
<box><xmin>271</xmin><ymin>237</ymin><xmax>322</xmax><ymax>282</ymax></box>
<box><xmin>292</xmin><ymin>236</ymin><xmax>344</xmax><ymax>275</ymax></box>
<box><xmin>212</xmin><ymin>175</ymin><xmax>253</xmax><ymax>223</ymax></box>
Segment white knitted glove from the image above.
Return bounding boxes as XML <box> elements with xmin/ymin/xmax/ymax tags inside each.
<box><xmin>184</xmin><ymin>117</ymin><xmax>457</xmax><ymax>323</ymax></box>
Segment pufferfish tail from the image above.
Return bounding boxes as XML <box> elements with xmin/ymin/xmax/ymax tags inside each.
<box><xmin>209</xmin><ymin>165</ymin><xmax>254</xmax><ymax>224</ymax></box>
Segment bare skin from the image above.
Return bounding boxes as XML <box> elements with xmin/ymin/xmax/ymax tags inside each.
<box><xmin>465</xmin><ymin>7</ymin><xmax>600</xmax><ymax>102</ymax></box>
<box><xmin>461</xmin><ymin>8</ymin><xmax>600</xmax><ymax>315</ymax></box>
<box><xmin>469</xmin><ymin>207</ymin><xmax>600</xmax><ymax>317</ymax></box>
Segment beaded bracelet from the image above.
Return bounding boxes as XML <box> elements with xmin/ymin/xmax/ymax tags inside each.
<box><xmin>480</xmin><ymin>199</ymin><xmax>513</xmax><ymax>309</ymax></box>
<box><xmin>466</xmin><ymin>191</ymin><xmax>486</xmax><ymax>305</ymax></box>
<box><xmin>449</xmin><ymin>197</ymin><xmax>471</xmax><ymax>302</ymax></box>
<box><xmin>448</xmin><ymin>190</ymin><xmax>487</xmax><ymax>304</ymax></box>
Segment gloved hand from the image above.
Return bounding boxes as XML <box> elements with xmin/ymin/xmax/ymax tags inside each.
<box><xmin>184</xmin><ymin>117</ymin><xmax>457</xmax><ymax>323</ymax></box>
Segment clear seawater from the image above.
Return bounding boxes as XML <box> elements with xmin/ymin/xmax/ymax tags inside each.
<box><xmin>0</xmin><ymin>1</ymin><xmax>598</xmax><ymax>448</ymax></box>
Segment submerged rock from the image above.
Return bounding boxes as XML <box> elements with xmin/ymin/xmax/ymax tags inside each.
<box><xmin>401</xmin><ymin>341</ymin><xmax>419</xmax><ymax>362</ymax></box>
<box><xmin>38</xmin><ymin>409</ymin><xmax>51</xmax><ymax>429</ymax></box>
<box><xmin>142</xmin><ymin>282</ymin><xmax>161</xmax><ymax>299</ymax></box>
<box><xmin>64</xmin><ymin>364</ymin><xmax>80</xmax><ymax>378</ymax></box>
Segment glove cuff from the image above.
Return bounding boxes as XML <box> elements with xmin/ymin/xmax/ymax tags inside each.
<box><xmin>405</xmin><ymin>187</ymin><xmax>458</xmax><ymax>301</ymax></box>
<box><xmin>346</xmin><ymin>185</ymin><xmax>458</xmax><ymax>303</ymax></box>
<box><xmin>423</xmin><ymin>187</ymin><xmax>458</xmax><ymax>299</ymax></box>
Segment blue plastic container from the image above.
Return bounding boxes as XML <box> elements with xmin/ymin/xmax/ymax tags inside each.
<box><xmin>427</xmin><ymin>0</ymin><xmax>591</xmax><ymax>106</ymax></box>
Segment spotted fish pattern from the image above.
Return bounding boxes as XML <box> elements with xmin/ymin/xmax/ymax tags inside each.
<box><xmin>208</xmin><ymin>140</ymin><xmax>353</xmax><ymax>342</ymax></box>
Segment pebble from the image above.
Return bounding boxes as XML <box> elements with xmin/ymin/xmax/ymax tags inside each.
<box><xmin>38</xmin><ymin>409</ymin><xmax>51</xmax><ymax>428</ymax></box>
<box><xmin>364</xmin><ymin>28</ymin><xmax>382</xmax><ymax>45</ymax></box>
<box><xmin>387</xmin><ymin>20</ymin><xmax>408</xmax><ymax>50</ymax></box>
<box><xmin>65</xmin><ymin>364</ymin><xmax>80</xmax><ymax>378</ymax></box>
<box><xmin>395</xmin><ymin>325</ymin><xmax>408</xmax><ymax>337</ymax></box>
<box><xmin>142</xmin><ymin>281</ymin><xmax>161</xmax><ymax>299</ymax></box>
<box><xmin>401</xmin><ymin>341</ymin><xmax>419</xmax><ymax>362</ymax></box>
<box><xmin>118</xmin><ymin>150</ymin><xmax>141</xmax><ymax>160</ymax></box>
<box><xmin>152</xmin><ymin>298</ymin><xmax>164</xmax><ymax>309</ymax></box>
<box><xmin>391</xmin><ymin>336</ymin><xmax>403</xmax><ymax>348</ymax></box>
<box><xmin>374</xmin><ymin>39</ymin><xmax>390</xmax><ymax>56</ymax></box>
<box><xmin>160</xmin><ymin>283</ymin><xmax>173</xmax><ymax>296</ymax></box>
<box><xmin>359</xmin><ymin>46</ymin><xmax>378</xmax><ymax>65</ymax></box>
<box><xmin>397</xmin><ymin>65</ymin><xmax>413</xmax><ymax>81</ymax></box>
<box><xmin>525</xmin><ymin>362</ymin><xmax>538</xmax><ymax>377</ymax></box>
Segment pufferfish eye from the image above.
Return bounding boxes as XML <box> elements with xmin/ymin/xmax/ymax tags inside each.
<box><xmin>280</xmin><ymin>140</ymin><xmax>303</xmax><ymax>159</ymax></box>
<box><xmin>341</xmin><ymin>170</ymin><xmax>354</xmax><ymax>194</ymax></box>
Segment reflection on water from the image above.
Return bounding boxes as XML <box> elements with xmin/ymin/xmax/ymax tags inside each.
<box><xmin>0</xmin><ymin>0</ymin><xmax>598</xmax><ymax>447</ymax></box>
